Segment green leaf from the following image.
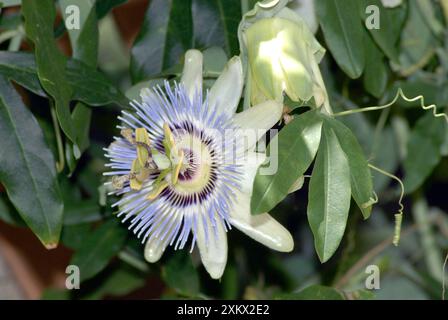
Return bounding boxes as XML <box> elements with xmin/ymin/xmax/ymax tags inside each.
<box><xmin>222</xmin><ymin>263</ymin><xmax>239</xmax><ymax>299</ymax></box>
<box><xmin>71</xmin><ymin>104</ymin><xmax>92</xmax><ymax>153</ymax></box>
<box><xmin>361</xmin><ymin>0</ymin><xmax>406</xmax><ymax>63</ymax></box>
<box><xmin>60</xmin><ymin>0</ymin><xmax>99</xmax><ymax>170</ymax></box>
<box><xmin>324</xmin><ymin>117</ymin><xmax>374</xmax><ymax>219</ymax></box>
<box><xmin>251</xmin><ymin>110</ymin><xmax>323</xmax><ymax>214</ymax></box>
<box><xmin>63</xmin><ymin>200</ymin><xmax>104</xmax><ymax>226</ymax></box>
<box><xmin>0</xmin><ymin>51</ymin><xmax>46</xmax><ymax>97</ymax></box>
<box><xmin>316</xmin><ymin>0</ymin><xmax>365</xmax><ymax>78</ymax></box>
<box><xmin>83</xmin><ymin>263</ymin><xmax>146</xmax><ymax>299</ymax></box>
<box><xmin>42</xmin><ymin>263</ymin><xmax>146</xmax><ymax>300</ymax></box>
<box><xmin>70</xmin><ymin>219</ymin><xmax>127</xmax><ymax>282</ymax></box>
<box><xmin>162</xmin><ymin>251</ymin><xmax>200</xmax><ymax>297</ymax></box>
<box><xmin>370</xmin><ymin>126</ymin><xmax>399</xmax><ymax>192</ymax></box>
<box><xmin>22</xmin><ymin>0</ymin><xmax>76</xmax><ymax>144</ymax></box>
<box><xmin>192</xmin><ymin>0</ymin><xmax>241</xmax><ymax>56</ymax></box>
<box><xmin>61</xmin><ymin>223</ymin><xmax>92</xmax><ymax>250</ymax></box>
<box><xmin>0</xmin><ymin>77</ymin><xmax>63</xmax><ymax>247</ymax></box>
<box><xmin>66</xmin><ymin>58</ymin><xmax>128</xmax><ymax>106</ymax></box>
<box><xmin>0</xmin><ymin>193</ymin><xmax>24</xmax><ymax>226</ymax></box>
<box><xmin>403</xmin><ymin>113</ymin><xmax>446</xmax><ymax>194</ymax></box>
<box><xmin>278</xmin><ymin>285</ymin><xmax>344</xmax><ymax>300</ymax></box>
<box><xmin>362</xmin><ymin>30</ymin><xmax>388</xmax><ymax>98</ymax></box>
<box><xmin>130</xmin><ymin>0</ymin><xmax>193</xmax><ymax>83</ymax></box>
<box><xmin>307</xmin><ymin>124</ymin><xmax>351</xmax><ymax>262</ymax></box>
<box><xmin>395</xmin><ymin>0</ymin><xmax>436</xmax><ymax>76</ymax></box>
<box><xmin>0</xmin><ymin>51</ymin><xmax>128</xmax><ymax>107</ymax></box>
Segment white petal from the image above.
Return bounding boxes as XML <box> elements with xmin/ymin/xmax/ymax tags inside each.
<box><xmin>238</xmin><ymin>151</ymin><xmax>266</xmax><ymax>193</ymax></box>
<box><xmin>231</xmin><ymin>212</ymin><xmax>294</xmax><ymax>252</ymax></box>
<box><xmin>233</xmin><ymin>100</ymin><xmax>283</xmax><ymax>150</ymax></box>
<box><xmin>208</xmin><ymin>56</ymin><xmax>243</xmax><ymax>117</ymax></box>
<box><xmin>196</xmin><ymin>214</ymin><xmax>228</xmax><ymax>279</ymax></box>
<box><xmin>144</xmin><ymin>237</ymin><xmax>168</xmax><ymax>263</ymax></box>
<box><xmin>181</xmin><ymin>50</ymin><xmax>203</xmax><ymax>101</ymax></box>
<box><xmin>229</xmin><ymin>152</ymin><xmax>294</xmax><ymax>252</ymax></box>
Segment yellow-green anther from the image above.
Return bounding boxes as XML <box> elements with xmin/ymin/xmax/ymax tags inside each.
<box><xmin>135</xmin><ymin>127</ymin><xmax>151</xmax><ymax>167</ymax></box>
<box><xmin>147</xmin><ymin>180</ymin><xmax>169</xmax><ymax>200</ymax></box>
<box><xmin>163</xmin><ymin>123</ymin><xmax>176</xmax><ymax>158</ymax></box>
<box><xmin>154</xmin><ymin>168</ymin><xmax>170</xmax><ymax>185</ymax></box>
<box><xmin>130</xmin><ymin>159</ymin><xmax>143</xmax><ymax>190</ymax></box>
<box><xmin>112</xmin><ymin>174</ymin><xmax>129</xmax><ymax>190</ymax></box>
<box><xmin>121</xmin><ymin>128</ymin><xmax>135</xmax><ymax>144</ymax></box>
<box><xmin>171</xmin><ymin>150</ymin><xmax>185</xmax><ymax>185</ymax></box>
<box><xmin>162</xmin><ymin>123</ymin><xmax>185</xmax><ymax>183</ymax></box>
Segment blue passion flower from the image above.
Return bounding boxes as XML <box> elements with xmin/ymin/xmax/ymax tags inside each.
<box><xmin>104</xmin><ymin>50</ymin><xmax>293</xmax><ymax>279</ymax></box>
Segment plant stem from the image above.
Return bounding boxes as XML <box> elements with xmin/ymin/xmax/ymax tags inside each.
<box><xmin>118</xmin><ymin>250</ymin><xmax>150</xmax><ymax>273</ymax></box>
<box><xmin>50</xmin><ymin>104</ymin><xmax>65</xmax><ymax>173</ymax></box>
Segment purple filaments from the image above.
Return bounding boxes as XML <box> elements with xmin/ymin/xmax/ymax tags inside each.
<box><xmin>105</xmin><ymin>81</ymin><xmax>244</xmax><ymax>250</ymax></box>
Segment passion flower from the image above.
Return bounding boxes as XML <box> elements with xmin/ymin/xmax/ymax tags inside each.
<box><xmin>105</xmin><ymin>50</ymin><xmax>293</xmax><ymax>279</ymax></box>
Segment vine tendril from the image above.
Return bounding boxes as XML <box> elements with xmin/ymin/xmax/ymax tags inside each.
<box><xmin>333</xmin><ymin>88</ymin><xmax>448</xmax><ymax>123</ymax></box>
<box><xmin>368</xmin><ymin>164</ymin><xmax>405</xmax><ymax>246</ymax></box>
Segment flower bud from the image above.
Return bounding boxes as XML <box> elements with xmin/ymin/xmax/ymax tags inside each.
<box><xmin>239</xmin><ymin>0</ymin><xmax>331</xmax><ymax>113</ymax></box>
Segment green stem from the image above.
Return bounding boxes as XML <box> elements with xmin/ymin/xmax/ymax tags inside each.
<box><xmin>368</xmin><ymin>163</ymin><xmax>404</xmax><ymax>246</ymax></box>
<box><xmin>118</xmin><ymin>250</ymin><xmax>150</xmax><ymax>273</ymax></box>
<box><xmin>50</xmin><ymin>104</ymin><xmax>65</xmax><ymax>173</ymax></box>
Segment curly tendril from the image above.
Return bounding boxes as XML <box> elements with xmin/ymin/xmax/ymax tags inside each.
<box><xmin>333</xmin><ymin>88</ymin><xmax>448</xmax><ymax>123</ymax></box>
<box><xmin>368</xmin><ymin>164</ymin><xmax>405</xmax><ymax>246</ymax></box>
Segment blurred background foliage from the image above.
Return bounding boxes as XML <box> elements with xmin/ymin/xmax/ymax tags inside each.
<box><xmin>0</xmin><ymin>0</ymin><xmax>447</xmax><ymax>300</ymax></box>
